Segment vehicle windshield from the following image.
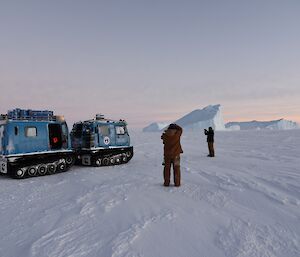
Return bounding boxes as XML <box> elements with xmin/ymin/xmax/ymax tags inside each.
<box><xmin>98</xmin><ymin>125</ymin><xmax>110</xmax><ymax>136</ymax></box>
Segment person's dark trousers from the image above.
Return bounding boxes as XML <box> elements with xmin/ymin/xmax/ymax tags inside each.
<box><xmin>164</xmin><ymin>155</ymin><xmax>181</xmax><ymax>186</ymax></box>
<box><xmin>208</xmin><ymin>142</ymin><xmax>215</xmax><ymax>157</ymax></box>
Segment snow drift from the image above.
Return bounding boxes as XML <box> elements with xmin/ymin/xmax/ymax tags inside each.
<box><xmin>226</xmin><ymin>119</ymin><xmax>299</xmax><ymax>130</ymax></box>
<box><xmin>143</xmin><ymin>104</ymin><xmax>225</xmax><ymax>132</ymax></box>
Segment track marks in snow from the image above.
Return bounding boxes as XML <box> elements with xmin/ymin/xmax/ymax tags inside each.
<box><xmin>220</xmin><ymin>171</ymin><xmax>300</xmax><ymax>210</ymax></box>
<box><xmin>184</xmin><ymin>160</ymin><xmax>300</xmax><ymax>212</ymax></box>
<box><xmin>179</xmin><ymin>182</ymin><xmax>229</xmax><ymax>208</ymax></box>
<box><xmin>254</xmin><ymin>176</ymin><xmax>300</xmax><ymax>207</ymax></box>
<box><xmin>177</xmin><ymin>166</ymin><xmax>241</xmax><ymax>209</ymax></box>
<box><xmin>218</xmin><ymin>219</ymin><xmax>300</xmax><ymax>257</ymax></box>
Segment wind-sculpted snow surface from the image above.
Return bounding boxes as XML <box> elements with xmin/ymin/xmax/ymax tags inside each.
<box><xmin>0</xmin><ymin>130</ymin><xmax>300</xmax><ymax>257</ymax></box>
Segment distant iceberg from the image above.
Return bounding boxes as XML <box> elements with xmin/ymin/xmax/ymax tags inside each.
<box><xmin>143</xmin><ymin>104</ymin><xmax>225</xmax><ymax>132</ymax></box>
<box><xmin>226</xmin><ymin>119</ymin><xmax>299</xmax><ymax>130</ymax></box>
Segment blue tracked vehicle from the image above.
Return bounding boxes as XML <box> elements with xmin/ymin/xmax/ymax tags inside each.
<box><xmin>71</xmin><ymin>114</ymin><xmax>133</xmax><ymax>166</ymax></box>
<box><xmin>0</xmin><ymin>109</ymin><xmax>75</xmax><ymax>178</ymax></box>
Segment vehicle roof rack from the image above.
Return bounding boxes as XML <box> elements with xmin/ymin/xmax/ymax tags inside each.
<box><xmin>6</xmin><ymin>108</ymin><xmax>59</xmax><ymax>121</ymax></box>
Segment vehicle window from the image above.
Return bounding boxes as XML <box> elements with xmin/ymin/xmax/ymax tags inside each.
<box><xmin>98</xmin><ymin>125</ymin><xmax>110</xmax><ymax>136</ymax></box>
<box><xmin>14</xmin><ymin>127</ymin><xmax>18</xmax><ymax>136</ymax></box>
<box><xmin>25</xmin><ymin>127</ymin><xmax>37</xmax><ymax>137</ymax></box>
<box><xmin>116</xmin><ymin>126</ymin><xmax>126</xmax><ymax>135</ymax></box>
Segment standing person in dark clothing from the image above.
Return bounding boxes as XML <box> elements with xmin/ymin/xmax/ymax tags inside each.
<box><xmin>161</xmin><ymin>124</ymin><xmax>183</xmax><ymax>187</ymax></box>
<box><xmin>204</xmin><ymin>127</ymin><xmax>215</xmax><ymax>157</ymax></box>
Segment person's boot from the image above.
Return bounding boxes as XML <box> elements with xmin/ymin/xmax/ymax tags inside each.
<box><xmin>174</xmin><ymin>166</ymin><xmax>181</xmax><ymax>187</ymax></box>
<box><xmin>164</xmin><ymin>160</ymin><xmax>171</xmax><ymax>187</ymax></box>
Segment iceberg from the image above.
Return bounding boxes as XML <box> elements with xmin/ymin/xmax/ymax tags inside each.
<box><xmin>173</xmin><ymin>104</ymin><xmax>225</xmax><ymax>131</ymax></box>
<box><xmin>142</xmin><ymin>122</ymin><xmax>170</xmax><ymax>132</ymax></box>
<box><xmin>225</xmin><ymin>119</ymin><xmax>299</xmax><ymax>130</ymax></box>
<box><xmin>143</xmin><ymin>104</ymin><xmax>225</xmax><ymax>132</ymax></box>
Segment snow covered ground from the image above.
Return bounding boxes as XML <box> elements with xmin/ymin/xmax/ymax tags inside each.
<box><xmin>0</xmin><ymin>130</ymin><xmax>299</xmax><ymax>257</ymax></box>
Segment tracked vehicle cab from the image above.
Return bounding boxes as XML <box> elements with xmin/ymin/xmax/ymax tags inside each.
<box><xmin>71</xmin><ymin>114</ymin><xmax>133</xmax><ymax>166</ymax></box>
<box><xmin>0</xmin><ymin>108</ymin><xmax>75</xmax><ymax>178</ymax></box>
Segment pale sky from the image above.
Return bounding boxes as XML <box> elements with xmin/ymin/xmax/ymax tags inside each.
<box><xmin>0</xmin><ymin>0</ymin><xmax>299</xmax><ymax>127</ymax></box>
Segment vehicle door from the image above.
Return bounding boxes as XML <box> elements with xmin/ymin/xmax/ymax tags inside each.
<box><xmin>71</xmin><ymin>123</ymin><xmax>83</xmax><ymax>149</ymax></box>
<box><xmin>0</xmin><ymin>125</ymin><xmax>4</xmax><ymax>154</ymax></box>
<box><xmin>115</xmin><ymin>125</ymin><xmax>130</xmax><ymax>146</ymax></box>
<box><xmin>48</xmin><ymin>124</ymin><xmax>63</xmax><ymax>150</ymax></box>
<box><xmin>61</xmin><ymin>122</ymin><xmax>69</xmax><ymax>149</ymax></box>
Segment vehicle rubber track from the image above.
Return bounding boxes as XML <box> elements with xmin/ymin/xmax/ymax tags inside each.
<box><xmin>7</xmin><ymin>152</ymin><xmax>75</xmax><ymax>179</ymax></box>
<box><xmin>76</xmin><ymin>146</ymin><xmax>133</xmax><ymax>167</ymax></box>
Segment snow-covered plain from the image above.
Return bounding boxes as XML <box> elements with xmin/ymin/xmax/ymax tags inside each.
<box><xmin>1</xmin><ymin>130</ymin><xmax>299</xmax><ymax>257</ymax></box>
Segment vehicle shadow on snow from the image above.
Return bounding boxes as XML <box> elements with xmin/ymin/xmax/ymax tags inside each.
<box><xmin>0</xmin><ymin>173</ymin><xmax>12</xmax><ymax>180</ymax></box>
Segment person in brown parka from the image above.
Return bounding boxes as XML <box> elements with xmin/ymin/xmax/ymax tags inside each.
<box><xmin>161</xmin><ymin>124</ymin><xmax>183</xmax><ymax>187</ymax></box>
